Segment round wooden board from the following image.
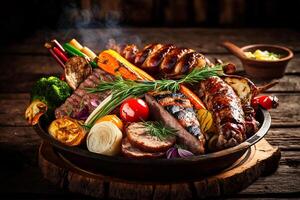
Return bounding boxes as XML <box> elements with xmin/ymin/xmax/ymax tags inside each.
<box><xmin>38</xmin><ymin>139</ymin><xmax>281</xmax><ymax>199</ymax></box>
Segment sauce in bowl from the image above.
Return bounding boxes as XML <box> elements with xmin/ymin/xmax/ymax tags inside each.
<box><xmin>244</xmin><ymin>49</ymin><xmax>281</xmax><ymax>61</ymax></box>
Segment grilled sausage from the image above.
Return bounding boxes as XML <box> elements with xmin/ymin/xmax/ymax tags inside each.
<box><xmin>199</xmin><ymin>76</ymin><xmax>246</xmax><ymax>151</ymax></box>
<box><xmin>145</xmin><ymin>94</ymin><xmax>205</xmax><ymax>155</ymax></box>
<box><xmin>109</xmin><ymin>43</ymin><xmax>209</xmax><ymax>78</ymax></box>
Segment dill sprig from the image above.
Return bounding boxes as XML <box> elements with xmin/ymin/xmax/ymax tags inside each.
<box><xmin>85</xmin><ymin>65</ymin><xmax>223</xmax><ymax>126</ymax></box>
<box><xmin>142</xmin><ymin>121</ymin><xmax>177</xmax><ymax>140</ymax></box>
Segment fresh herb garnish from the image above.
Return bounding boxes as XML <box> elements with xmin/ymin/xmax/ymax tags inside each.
<box><xmin>143</xmin><ymin>121</ymin><xmax>177</xmax><ymax>140</ymax></box>
<box><xmin>85</xmin><ymin>65</ymin><xmax>223</xmax><ymax>126</ymax></box>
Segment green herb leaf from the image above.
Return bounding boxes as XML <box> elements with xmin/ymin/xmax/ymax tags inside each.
<box><xmin>142</xmin><ymin>121</ymin><xmax>177</xmax><ymax>140</ymax></box>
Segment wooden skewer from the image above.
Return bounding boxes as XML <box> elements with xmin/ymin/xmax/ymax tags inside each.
<box><xmin>257</xmin><ymin>81</ymin><xmax>279</xmax><ymax>94</ymax></box>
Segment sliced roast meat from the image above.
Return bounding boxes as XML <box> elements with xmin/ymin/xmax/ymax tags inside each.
<box><xmin>121</xmin><ymin>138</ymin><xmax>165</xmax><ymax>158</ymax></box>
<box><xmin>145</xmin><ymin>94</ymin><xmax>205</xmax><ymax>155</ymax></box>
<box><xmin>55</xmin><ymin>68</ymin><xmax>113</xmax><ymax>120</ymax></box>
<box><xmin>126</xmin><ymin>122</ymin><xmax>176</xmax><ymax>153</ymax></box>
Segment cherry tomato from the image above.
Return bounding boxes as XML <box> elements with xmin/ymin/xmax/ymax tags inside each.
<box><xmin>252</xmin><ymin>95</ymin><xmax>279</xmax><ymax>110</ymax></box>
<box><xmin>120</xmin><ymin>98</ymin><xmax>149</xmax><ymax>122</ymax></box>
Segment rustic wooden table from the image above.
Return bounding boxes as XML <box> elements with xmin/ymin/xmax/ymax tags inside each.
<box><xmin>0</xmin><ymin>28</ymin><xmax>299</xmax><ymax>199</ymax></box>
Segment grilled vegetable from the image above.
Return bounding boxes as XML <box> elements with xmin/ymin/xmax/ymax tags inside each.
<box><xmin>25</xmin><ymin>99</ymin><xmax>48</xmax><ymax>125</ymax></box>
<box><xmin>29</xmin><ymin>76</ymin><xmax>71</xmax><ymax>121</ymax></box>
<box><xmin>64</xmin><ymin>56</ymin><xmax>92</xmax><ymax>90</ymax></box>
<box><xmin>120</xmin><ymin>98</ymin><xmax>149</xmax><ymax>122</ymax></box>
<box><xmin>252</xmin><ymin>95</ymin><xmax>279</xmax><ymax>110</ymax></box>
<box><xmin>48</xmin><ymin>117</ymin><xmax>86</xmax><ymax>146</ymax></box>
<box><xmin>95</xmin><ymin>114</ymin><xmax>124</xmax><ymax>130</ymax></box>
<box><xmin>223</xmin><ymin>75</ymin><xmax>278</xmax><ymax>105</ymax></box>
<box><xmin>86</xmin><ymin>121</ymin><xmax>123</xmax><ymax>156</ymax></box>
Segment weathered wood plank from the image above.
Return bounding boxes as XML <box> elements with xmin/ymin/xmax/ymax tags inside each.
<box><xmin>1</xmin><ymin>28</ymin><xmax>300</xmax><ymax>54</ymax></box>
<box><xmin>0</xmin><ymin>93</ymin><xmax>299</xmax><ymax>127</ymax></box>
<box><xmin>240</xmin><ymin>152</ymin><xmax>300</xmax><ymax>195</ymax></box>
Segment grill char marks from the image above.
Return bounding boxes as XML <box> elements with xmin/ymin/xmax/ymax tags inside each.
<box><xmin>145</xmin><ymin>94</ymin><xmax>205</xmax><ymax>154</ymax></box>
<box><xmin>151</xmin><ymin>91</ymin><xmax>202</xmax><ymax>139</ymax></box>
<box><xmin>109</xmin><ymin>43</ymin><xmax>208</xmax><ymax>78</ymax></box>
<box><xmin>55</xmin><ymin>68</ymin><xmax>113</xmax><ymax>120</ymax></box>
<box><xmin>199</xmin><ymin>76</ymin><xmax>246</xmax><ymax>151</ymax></box>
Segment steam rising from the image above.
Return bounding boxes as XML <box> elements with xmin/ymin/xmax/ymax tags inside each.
<box><xmin>58</xmin><ymin>2</ymin><xmax>142</xmax><ymax>52</ymax></box>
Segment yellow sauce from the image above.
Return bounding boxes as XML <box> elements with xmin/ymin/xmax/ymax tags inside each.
<box><xmin>245</xmin><ymin>49</ymin><xmax>281</xmax><ymax>61</ymax></box>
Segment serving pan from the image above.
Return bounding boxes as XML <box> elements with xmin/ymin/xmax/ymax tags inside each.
<box><xmin>34</xmin><ymin>107</ymin><xmax>271</xmax><ymax>182</ymax></box>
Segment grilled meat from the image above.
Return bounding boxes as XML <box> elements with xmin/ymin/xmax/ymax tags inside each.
<box><xmin>121</xmin><ymin>138</ymin><xmax>165</xmax><ymax>158</ymax></box>
<box><xmin>126</xmin><ymin>122</ymin><xmax>176</xmax><ymax>153</ymax></box>
<box><xmin>55</xmin><ymin>68</ymin><xmax>113</xmax><ymax>119</ymax></box>
<box><xmin>152</xmin><ymin>91</ymin><xmax>203</xmax><ymax>138</ymax></box>
<box><xmin>109</xmin><ymin>43</ymin><xmax>209</xmax><ymax>78</ymax></box>
<box><xmin>199</xmin><ymin>76</ymin><xmax>246</xmax><ymax>151</ymax></box>
<box><xmin>65</xmin><ymin>56</ymin><xmax>92</xmax><ymax>90</ymax></box>
<box><xmin>145</xmin><ymin>93</ymin><xmax>205</xmax><ymax>155</ymax></box>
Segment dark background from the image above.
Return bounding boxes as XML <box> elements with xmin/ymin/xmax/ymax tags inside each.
<box><xmin>0</xmin><ymin>0</ymin><xmax>299</xmax><ymax>45</ymax></box>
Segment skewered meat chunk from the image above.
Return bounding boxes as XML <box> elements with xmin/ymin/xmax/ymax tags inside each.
<box><xmin>55</xmin><ymin>68</ymin><xmax>113</xmax><ymax>120</ymax></box>
<box><xmin>199</xmin><ymin>76</ymin><xmax>246</xmax><ymax>151</ymax></box>
<box><xmin>109</xmin><ymin>43</ymin><xmax>209</xmax><ymax>78</ymax></box>
<box><xmin>145</xmin><ymin>93</ymin><xmax>205</xmax><ymax>155</ymax></box>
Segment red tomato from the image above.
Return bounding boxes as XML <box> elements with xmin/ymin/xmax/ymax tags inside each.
<box><xmin>252</xmin><ymin>95</ymin><xmax>279</xmax><ymax>110</ymax></box>
<box><xmin>120</xmin><ymin>98</ymin><xmax>149</xmax><ymax>122</ymax></box>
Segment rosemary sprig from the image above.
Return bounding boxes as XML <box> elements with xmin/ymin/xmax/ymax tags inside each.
<box><xmin>142</xmin><ymin>121</ymin><xmax>177</xmax><ymax>140</ymax></box>
<box><xmin>85</xmin><ymin>65</ymin><xmax>223</xmax><ymax>126</ymax></box>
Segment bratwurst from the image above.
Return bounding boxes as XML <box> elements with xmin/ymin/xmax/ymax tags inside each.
<box><xmin>199</xmin><ymin>76</ymin><xmax>246</xmax><ymax>151</ymax></box>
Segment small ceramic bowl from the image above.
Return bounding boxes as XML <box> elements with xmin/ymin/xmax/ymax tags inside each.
<box><xmin>222</xmin><ymin>42</ymin><xmax>294</xmax><ymax>79</ymax></box>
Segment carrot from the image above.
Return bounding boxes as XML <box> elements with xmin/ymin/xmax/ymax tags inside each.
<box><xmin>98</xmin><ymin>51</ymin><xmax>143</xmax><ymax>80</ymax></box>
<box><xmin>179</xmin><ymin>85</ymin><xmax>206</xmax><ymax>110</ymax></box>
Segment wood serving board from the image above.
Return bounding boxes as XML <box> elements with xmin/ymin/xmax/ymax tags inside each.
<box><xmin>38</xmin><ymin>139</ymin><xmax>281</xmax><ymax>199</ymax></box>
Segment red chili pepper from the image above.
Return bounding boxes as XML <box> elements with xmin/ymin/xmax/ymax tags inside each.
<box><xmin>48</xmin><ymin>48</ymin><xmax>65</xmax><ymax>69</ymax></box>
<box><xmin>53</xmin><ymin>47</ymin><xmax>68</xmax><ymax>62</ymax></box>
<box><xmin>252</xmin><ymin>95</ymin><xmax>279</xmax><ymax>110</ymax></box>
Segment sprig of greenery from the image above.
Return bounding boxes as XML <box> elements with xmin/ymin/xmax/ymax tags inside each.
<box><xmin>142</xmin><ymin>121</ymin><xmax>177</xmax><ymax>140</ymax></box>
<box><xmin>85</xmin><ymin>65</ymin><xmax>223</xmax><ymax>126</ymax></box>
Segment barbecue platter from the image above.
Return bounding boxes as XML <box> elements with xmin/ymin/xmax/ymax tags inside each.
<box><xmin>26</xmin><ymin>39</ymin><xmax>278</xmax><ymax>180</ymax></box>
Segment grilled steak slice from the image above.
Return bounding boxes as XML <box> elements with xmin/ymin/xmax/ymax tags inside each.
<box><xmin>55</xmin><ymin>68</ymin><xmax>113</xmax><ymax>119</ymax></box>
<box><xmin>199</xmin><ymin>76</ymin><xmax>246</xmax><ymax>151</ymax></box>
<box><xmin>126</xmin><ymin>122</ymin><xmax>176</xmax><ymax>152</ymax></box>
<box><xmin>121</xmin><ymin>138</ymin><xmax>165</xmax><ymax>158</ymax></box>
<box><xmin>151</xmin><ymin>91</ymin><xmax>202</xmax><ymax>138</ymax></box>
<box><xmin>145</xmin><ymin>94</ymin><xmax>205</xmax><ymax>155</ymax></box>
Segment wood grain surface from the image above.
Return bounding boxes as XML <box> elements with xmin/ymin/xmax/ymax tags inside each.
<box><xmin>0</xmin><ymin>28</ymin><xmax>299</xmax><ymax>199</ymax></box>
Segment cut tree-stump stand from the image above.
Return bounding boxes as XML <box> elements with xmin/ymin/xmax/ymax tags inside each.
<box><xmin>38</xmin><ymin>139</ymin><xmax>281</xmax><ymax>199</ymax></box>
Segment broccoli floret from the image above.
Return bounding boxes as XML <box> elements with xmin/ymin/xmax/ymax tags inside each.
<box><xmin>31</xmin><ymin>76</ymin><xmax>72</xmax><ymax>119</ymax></box>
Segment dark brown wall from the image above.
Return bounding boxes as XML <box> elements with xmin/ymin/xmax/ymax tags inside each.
<box><xmin>0</xmin><ymin>0</ymin><xmax>299</xmax><ymax>44</ymax></box>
